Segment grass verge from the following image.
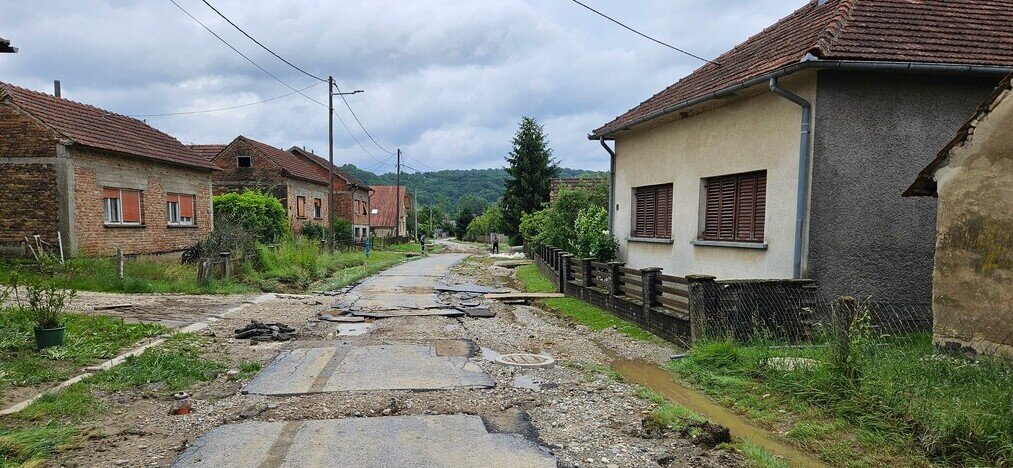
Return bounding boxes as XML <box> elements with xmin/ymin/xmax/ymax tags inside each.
<box><xmin>0</xmin><ymin>308</ymin><xmax>167</xmax><ymax>396</ymax></box>
<box><xmin>514</xmin><ymin>264</ymin><xmax>658</xmax><ymax>342</ymax></box>
<box><xmin>0</xmin><ymin>333</ymin><xmax>223</xmax><ymax>467</ymax></box>
<box><xmin>669</xmin><ymin>337</ymin><xmax>1013</xmax><ymax>467</ymax></box>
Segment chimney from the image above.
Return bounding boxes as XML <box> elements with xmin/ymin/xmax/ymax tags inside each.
<box><xmin>53</xmin><ymin>80</ymin><xmax>61</xmax><ymax>98</ymax></box>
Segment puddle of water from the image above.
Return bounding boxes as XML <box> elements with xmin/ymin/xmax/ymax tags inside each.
<box><xmin>511</xmin><ymin>374</ymin><xmax>542</xmax><ymax>391</ymax></box>
<box><xmin>481</xmin><ymin>347</ymin><xmax>503</xmax><ymax>362</ymax></box>
<box><xmin>610</xmin><ymin>358</ymin><xmax>830</xmax><ymax>468</ymax></box>
<box><xmin>336</xmin><ymin>323</ymin><xmax>371</xmax><ymax>336</ymax></box>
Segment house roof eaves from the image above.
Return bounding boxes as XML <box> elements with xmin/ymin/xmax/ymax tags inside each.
<box><xmin>589</xmin><ymin>59</ymin><xmax>1012</xmax><ymax>140</ymax></box>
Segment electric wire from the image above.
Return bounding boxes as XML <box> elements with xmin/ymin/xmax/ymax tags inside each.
<box><xmin>200</xmin><ymin>0</ymin><xmax>327</xmax><ymax>82</ymax></box>
<box><xmin>568</xmin><ymin>0</ymin><xmax>717</xmax><ymax>64</ymax></box>
<box><xmin>128</xmin><ymin>82</ymin><xmax>322</xmax><ymax>117</ymax></box>
<box><xmin>332</xmin><ymin>82</ymin><xmax>396</xmax><ymax>155</ymax></box>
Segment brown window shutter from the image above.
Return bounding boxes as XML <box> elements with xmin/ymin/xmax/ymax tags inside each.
<box><xmin>718</xmin><ymin>177</ymin><xmax>736</xmax><ymax>240</ymax></box>
<box><xmin>659</xmin><ymin>184</ymin><xmax>672</xmax><ymax>238</ymax></box>
<box><xmin>121</xmin><ymin>190</ymin><xmax>141</xmax><ymax>223</ymax></box>
<box><xmin>704</xmin><ymin>181</ymin><xmax>720</xmax><ymax>239</ymax></box>
<box><xmin>735</xmin><ymin>174</ymin><xmax>757</xmax><ymax>240</ymax></box>
<box><xmin>634</xmin><ymin>188</ymin><xmax>648</xmax><ymax>237</ymax></box>
<box><xmin>753</xmin><ymin>172</ymin><xmax>766</xmax><ymax>241</ymax></box>
<box><xmin>703</xmin><ymin>171</ymin><xmax>766</xmax><ymax>242</ymax></box>
<box><xmin>180</xmin><ymin>194</ymin><xmax>195</xmax><ymax>218</ymax></box>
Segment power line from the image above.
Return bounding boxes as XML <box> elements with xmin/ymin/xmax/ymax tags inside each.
<box><xmin>332</xmin><ymin>81</ymin><xmax>395</xmax><ymax>155</ymax></box>
<box><xmin>199</xmin><ymin>0</ymin><xmax>327</xmax><ymax>83</ymax></box>
<box><xmin>401</xmin><ymin>151</ymin><xmax>437</xmax><ymax>172</ymax></box>
<box><xmin>128</xmin><ymin>82</ymin><xmax>322</xmax><ymax>117</ymax></box>
<box><xmin>168</xmin><ymin>0</ymin><xmax>326</xmax><ymax>108</ymax></box>
<box><xmin>568</xmin><ymin>0</ymin><xmax>717</xmax><ymax>65</ymax></box>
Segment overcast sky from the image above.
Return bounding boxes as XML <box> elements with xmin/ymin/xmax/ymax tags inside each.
<box><xmin>0</xmin><ymin>0</ymin><xmax>802</xmax><ymax>173</ymax></box>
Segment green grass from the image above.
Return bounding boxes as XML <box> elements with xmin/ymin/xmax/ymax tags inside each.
<box><xmin>0</xmin><ymin>308</ymin><xmax>167</xmax><ymax>396</ymax></box>
<box><xmin>0</xmin><ymin>332</ymin><xmax>224</xmax><ymax>467</ymax></box>
<box><xmin>635</xmin><ymin>387</ymin><xmax>706</xmax><ymax>430</ymax></box>
<box><xmin>730</xmin><ymin>440</ymin><xmax>790</xmax><ymax>468</ymax></box>
<box><xmin>248</xmin><ymin>238</ymin><xmax>411</xmax><ymax>291</ymax></box>
<box><xmin>669</xmin><ymin>336</ymin><xmax>1013</xmax><ymax>466</ymax></box>
<box><xmin>514</xmin><ymin>264</ymin><xmax>659</xmax><ymax>342</ymax></box>
<box><xmin>0</xmin><ymin>257</ymin><xmax>252</xmax><ymax>295</ymax></box>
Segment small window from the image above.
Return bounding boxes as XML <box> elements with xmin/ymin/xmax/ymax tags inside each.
<box><xmin>237</xmin><ymin>155</ymin><xmax>252</xmax><ymax>168</ymax></box>
<box><xmin>702</xmin><ymin>171</ymin><xmax>766</xmax><ymax>242</ymax></box>
<box><xmin>313</xmin><ymin>198</ymin><xmax>323</xmax><ymax>219</ymax></box>
<box><xmin>167</xmin><ymin>193</ymin><xmax>196</xmax><ymax>226</ymax></box>
<box><xmin>296</xmin><ymin>196</ymin><xmax>307</xmax><ymax>218</ymax></box>
<box><xmin>632</xmin><ymin>183</ymin><xmax>673</xmax><ymax>239</ymax></box>
<box><xmin>103</xmin><ymin>188</ymin><xmax>142</xmax><ymax>225</ymax></box>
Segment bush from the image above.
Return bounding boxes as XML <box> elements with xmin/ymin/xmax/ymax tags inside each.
<box><xmin>183</xmin><ymin>214</ymin><xmax>258</xmax><ymax>263</ymax></box>
<box><xmin>213</xmin><ymin>190</ymin><xmax>288</xmax><ymax>244</ymax></box>
<box><xmin>571</xmin><ymin>206</ymin><xmax>618</xmax><ymax>262</ymax></box>
<box><xmin>332</xmin><ymin>218</ymin><xmax>353</xmax><ymax>243</ymax></box>
<box><xmin>521</xmin><ymin>181</ymin><xmax>612</xmax><ymax>253</ymax></box>
<box><xmin>300</xmin><ymin>222</ymin><xmax>328</xmax><ymax>240</ymax></box>
<box><xmin>465</xmin><ymin>203</ymin><xmax>503</xmax><ymax>241</ymax></box>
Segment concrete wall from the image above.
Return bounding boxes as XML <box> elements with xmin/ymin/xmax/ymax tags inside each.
<box><xmin>931</xmin><ymin>88</ymin><xmax>1013</xmax><ymax>358</ymax></box>
<box><xmin>71</xmin><ymin>147</ymin><xmax>213</xmax><ymax>256</ymax></box>
<box><xmin>809</xmin><ymin>71</ymin><xmax>998</xmax><ymax>305</ymax></box>
<box><xmin>612</xmin><ymin>72</ymin><xmax>816</xmax><ymax>279</ymax></box>
<box><xmin>286</xmin><ymin>178</ymin><xmax>329</xmax><ymax>233</ymax></box>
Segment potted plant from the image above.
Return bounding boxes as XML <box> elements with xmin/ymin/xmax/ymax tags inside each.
<box><xmin>11</xmin><ymin>260</ymin><xmax>76</xmax><ymax>349</ymax></box>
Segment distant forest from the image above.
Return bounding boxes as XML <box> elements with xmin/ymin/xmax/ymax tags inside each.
<box><xmin>341</xmin><ymin>165</ymin><xmax>607</xmax><ymax>212</ymax></box>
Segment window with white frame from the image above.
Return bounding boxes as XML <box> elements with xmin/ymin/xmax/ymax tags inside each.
<box><xmin>166</xmin><ymin>193</ymin><xmax>196</xmax><ymax>226</ymax></box>
<box><xmin>103</xmin><ymin>188</ymin><xmax>142</xmax><ymax>225</ymax></box>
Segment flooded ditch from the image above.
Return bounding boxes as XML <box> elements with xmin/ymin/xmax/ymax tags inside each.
<box><xmin>609</xmin><ymin>356</ymin><xmax>830</xmax><ymax>468</ymax></box>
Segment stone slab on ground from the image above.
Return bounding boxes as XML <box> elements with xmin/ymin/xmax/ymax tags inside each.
<box><xmin>435</xmin><ymin>283</ymin><xmax>511</xmax><ymax>294</ymax></box>
<box><xmin>353</xmin><ymin>309</ymin><xmax>465</xmax><ymax>319</ymax></box>
<box><xmin>243</xmin><ymin>345</ymin><xmax>493</xmax><ymax>396</ymax></box>
<box><xmin>172</xmin><ymin>415</ymin><xmax>555</xmax><ymax>468</ymax></box>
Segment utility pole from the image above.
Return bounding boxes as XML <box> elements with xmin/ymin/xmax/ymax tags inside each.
<box><xmin>395</xmin><ymin>148</ymin><xmax>401</xmax><ymax>238</ymax></box>
<box><xmin>326</xmin><ymin>80</ymin><xmax>364</xmax><ymax>252</ymax></box>
<box><xmin>413</xmin><ymin>189</ymin><xmax>418</xmax><ymax>242</ymax></box>
<box><xmin>430</xmin><ymin>205</ymin><xmax>433</xmax><ymax>238</ymax></box>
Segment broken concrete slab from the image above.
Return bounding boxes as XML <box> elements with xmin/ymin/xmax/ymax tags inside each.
<box><xmin>243</xmin><ymin>345</ymin><xmax>494</xmax><ymax>396</ymax></box>
<box><xmin>493</xmin><ymin>259</ymin><xmax>533</xmax><ymax>268</ymax></box>
<box><xmin>172</xmin><ymin>415</ymin><xmax>555</xmax><ymax>468</ymax></box>
<box><xmin>461</xmin><ymin>307</ymin><xmax>496</xmax><ymax>318</ymax></box>
<box><xmin>353</xmin><ymin>309</ymin><xmax>465</xmax><ymax>319</ymax></box>
<box><xmin>336</xmin><ymin>323</ymin><xmax>371</xmax><ymax>336</ymax></box>
<box><xmin>435</xmin><ymin>283</ymin><xmax>511</xmax><ymax>294</ymax></box>
<box><xmin>319</xmin><ymin>314</ymin><xmax>365</xmax><ymax>323</ymax></box>
<box><xmin>434</xmin><ymin>339</ymin><xmax>478</xmax><ymax>357</ymax></box>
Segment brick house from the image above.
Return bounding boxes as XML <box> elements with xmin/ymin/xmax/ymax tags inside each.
<box><xmin>369</xmin><ymin>186</ymin><xmax>412</xmax><ymax>238</ymax></box>
<box><xmin>905</xmin><ymin>73</ymin><xmax>1013</xmax><ymax>359</ymax></box>
<box><xmin>591</xmin><ymin>0</ymin><xmax>1011</xmax><ymax>309</ymax></box>
<box><xmin>288</xmin><ymin>147</ymin><xmax>373</xmax><ymax>240</ymax></box>
<box><xmin>0</xmin><ymin>82</ymin><xmax>216</xmax><ymax>257</ymax></box>
<box><xmin>208</xmin><ymin>136</ymin><xmax>329</xmax><ymax>233</ymax></box>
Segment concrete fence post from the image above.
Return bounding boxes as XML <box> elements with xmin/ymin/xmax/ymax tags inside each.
<box><xmin>581</xmin><ymin>258</ymin><xmax>594</xmax><ymax>288</ymax></box>
<box><xmin>640</xmin><ymin>267</ymin><xmax>662</xmax><ymax>312</ymax></box>
<box><xmin>607</xmin><ymin>262</ymin><xmax>625</xmax><ymax>296</ymax></box>
<box><xmin>686</xmin><ymin>274</ymin><xmax>717</xmax><ymax>343</ymax></box>
<box><xmin>198</xmin><ymin>259</ymin><xmax>211</xmax><ymax>284</ymax></box>
<box><xmin>219</xmin><ymin>251</ymin><xmax>232</xmax><ymax>279</ymax></box>
<box><xmin>116</xmin><ymin>248</ymin><xmax>124</xmax><ymax>280</ymax></box>
<box><xmin>559</xmin><ymin>254</ymin><xmax>573</xmax><ymax>293</ymax></box>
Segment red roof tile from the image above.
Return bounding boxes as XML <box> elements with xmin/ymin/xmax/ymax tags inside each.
<box><xmin>188</xmin><ymin>144</ymin><xmax>227</xmax><ymax>161</ymax></box>
<box><xmin>593</xmin><ymin>0</ymin><xmax>1013</xmax><ymax>138</ymax></box>
<box><xmin>0</xmin><ymin>82</ymin><xmax>214</xmax><ymax>169</ymax></box>
<box><xmin>230</xmin><ymin>136</ymin><xmax>327</xmax><ymax>185</ymax></box>
<box><xmin>369</xmin><ymin>185</ymin><xmax>411</xmax><ymax>228</ymax></box>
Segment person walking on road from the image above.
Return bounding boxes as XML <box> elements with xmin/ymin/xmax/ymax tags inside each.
<box><xmin>420</xmin><ymin>233</ymin><xmax>427</xmax><ymax>254</ymax></box>
<box><xmin>491</xmin><ymin>234</ymin><xmax>500</xmax><ymax>254</ymax></box>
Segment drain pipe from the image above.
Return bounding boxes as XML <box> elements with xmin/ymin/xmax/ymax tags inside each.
<box><xmin>769</xmin><ymin>77</ymin><xmax>811</xmax><ymax>279</ymax></box>
<box><xmin>600</xmin><ymin>137</ymin><xmax>617</xmax><ymax>234</ymax></box>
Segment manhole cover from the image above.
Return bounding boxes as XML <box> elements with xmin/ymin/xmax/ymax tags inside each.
<box><xmin>496</xmin><ymin>353</ymin><xmax>555</xmax><ymax>368</ymax></box>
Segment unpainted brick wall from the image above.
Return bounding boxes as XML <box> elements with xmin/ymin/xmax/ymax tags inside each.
<box><xmin>0</xmin><ymin>103</ymin><xmax>62</xmax><ymax>250</ymax></box>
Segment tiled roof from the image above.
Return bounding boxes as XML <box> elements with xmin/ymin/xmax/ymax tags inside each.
<box><xmin>188</xmin><ymin>144</ymin><xmax>227</xmax><ymax>161</ymax></box>
<box><xmin>369</xmin><ymin>185</ymin><xmax>410</xmax><ymax>228</ymax></box>
<box><xmin>906</xmin><ymin>71</ymin><xmax>1013</xmax><ymax>196</ymax></box>
<box><xmin>0</xmin><ymin>82</ymin><xmax>215</xmax><ymax>169</ymax></box>
<box><xmin>232</xmin><ymin>136</ymin><xmax>327</xmax><ymax>185</ymax></box>
<box><xmin>288</xmin><ymin>147</ymin><xmax>372</xmax><ymax>190</ymax></box>
<box><xmin>592</xmin><ymin>0</ymin><xmax>1013</xmax><ymax>138</ymax></box>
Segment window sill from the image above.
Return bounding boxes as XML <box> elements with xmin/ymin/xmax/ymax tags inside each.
<box><xmin>296</xmin><ymin>217</ymin><xmax>308</xmax><ymax>220</ymax></box>
<box><xmin>104</xmin><ymin>223</ymin><xmax>145</xmax><ymax>229</ymax></box>
<box><xmin>313</xmin><ymin>217</ymin><xmax>324</xmax><ymax>221</ymax></box>
<box><xmin>691</xmin><ymin>239</ymin><xmax>767</xmax><ymax>250</ymax></box>
<box><xmin>627</xmin><ymin>236</ymin><xmax>674</xmax><ymax>244</ymax></box>
<box><xmin>167</xmin><ymin>224</ymin><xmax>199</xmax><ymax>229</ymax></box>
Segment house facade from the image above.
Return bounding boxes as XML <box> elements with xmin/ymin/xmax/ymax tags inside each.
<box><xmin>906</xmin><ymin>73</ymin><xmax>1013</xmax><ymax>359</ymax></box>
<box><xmin>209</xmin><ymin>136</ymin><xmax>329</xmax><ymax>233</ymax></box>
<box><xmin>369</xmin><ymin>185</ymin><xmax>412</xmax><ymax>238</ymax></box>
<box><xmin>591</xmin><ymin>0</ymin><xmax>1012</xmax><ymax>308</ymax></box>
<box><xmin>0</xmin><ymin>82</ymin><xmax>215</xmax><ymax>257</ymax></box>
<box><xmin>288</xmin><ymin>147</ymin><xmax>373</xmax><ymax>240</ymax></box>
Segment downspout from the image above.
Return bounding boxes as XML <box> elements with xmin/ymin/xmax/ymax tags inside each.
<box><xmin>769</xmin><ymin>77</ymin><xmax>811</xmax><ymax>279</ymax></box>
<box><xmin>599</xmin><ymin>137</ymin><xmax>616</xmax><ymax>234</ymax></box>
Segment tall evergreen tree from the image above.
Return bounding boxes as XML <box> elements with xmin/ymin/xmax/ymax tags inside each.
<box><xmin>501</xmin><ymin>117</ymin><xmax>559</xmax><ymax>243</ymax></box>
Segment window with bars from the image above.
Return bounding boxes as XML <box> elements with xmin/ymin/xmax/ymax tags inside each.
<box><xmin>702</xmin><ymin>171</ymin><xmax>766</xmax><ymax>242</ymax></box>
<box><xmin>166</xmin><ymin>193</ymin><xmax>196</xmax><ymax>226</ymax></box>
<box><xmin>296</xmin><ymin>196</ymin><xmax>307</xmax><ymax>218</ymax></box>
<box><xmin>102</xmin><ymin>188</ymin><xmax>142</xmax><ymax>225</ymax></box>
<box><xmin>632</xmin><ymin>183</ymin><xmax>673</xmax><ymax>239</ymax></box>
